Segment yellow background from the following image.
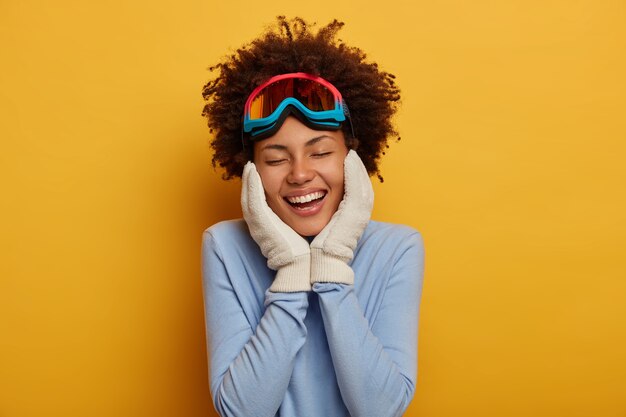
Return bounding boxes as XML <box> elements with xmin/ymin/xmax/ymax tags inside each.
<box><xmin>1</xmin><ymin>1</ymin><xmax>625</xmax><ymax>416</ymax></box>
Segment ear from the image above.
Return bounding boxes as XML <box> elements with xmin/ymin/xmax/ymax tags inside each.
<box><xmin>344</xmin><ymin>135</ymin><xmax>360</xmax><ymax>151</ymax></box>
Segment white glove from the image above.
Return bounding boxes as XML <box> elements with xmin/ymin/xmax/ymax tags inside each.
<box><xmin>241</xmin><ymin>161</ymin><xmax>312</xmax><ymax>292</ymax></box>
<box><xmin>310</xmin><ymin>150</ymin><xmax>374</xmax><ymax>285</ymax></box>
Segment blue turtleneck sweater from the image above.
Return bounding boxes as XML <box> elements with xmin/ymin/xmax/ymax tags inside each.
<box><xmin>201</xmin><ymin>219</ymin><xmax>425</xmax><ymax>417</ymax></box>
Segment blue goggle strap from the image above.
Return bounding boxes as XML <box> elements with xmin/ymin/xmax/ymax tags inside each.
<box><xmin>243</xmin><ymin>97</ymin><xmax>345</xmax><ymax>134</ymax></box>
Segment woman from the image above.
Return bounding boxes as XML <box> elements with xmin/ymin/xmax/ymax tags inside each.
<box><xmin>201</xmin><ymin>17</ymin><xmax>425</xmax><ymax>417</ymax></box>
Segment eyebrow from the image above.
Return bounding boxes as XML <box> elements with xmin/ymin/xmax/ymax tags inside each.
<box><xmin>260</xmin><ymin>135</ymin><xmax>332</xmax><ymax>151</ymax></box>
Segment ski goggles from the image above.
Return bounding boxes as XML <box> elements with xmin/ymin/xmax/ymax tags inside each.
<box><xmin>243</xmin><ymin>72</ymin><xmax>350</xmax><ymax>140</ymax></box>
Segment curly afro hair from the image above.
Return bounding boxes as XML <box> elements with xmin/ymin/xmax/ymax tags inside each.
<box><xmin>201</xmin><ymin>16</ymin><xmax>401</xmax><ymax>181</ymax></box>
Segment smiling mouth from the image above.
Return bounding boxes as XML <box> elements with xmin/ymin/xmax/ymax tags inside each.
<box><xmin>284</xmin><ymin>191</ymin><xmax>327</xmax><ymax>210</ymax></box>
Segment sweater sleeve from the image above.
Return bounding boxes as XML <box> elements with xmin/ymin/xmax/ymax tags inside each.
<box><xmin>201</xmin><ymin>230</ymin><xmax>309</xmax><ymax>417</ymax></box>
<box><xmin>313</xmin><ymin>231</ymin><xmax>425</xmax><ymax>417</ymax></box>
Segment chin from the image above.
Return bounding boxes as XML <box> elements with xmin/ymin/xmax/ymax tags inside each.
<box><xmin>289</xmin><ymin>218</ymin><xmax>328</xmax><ymax>237</ymax></box>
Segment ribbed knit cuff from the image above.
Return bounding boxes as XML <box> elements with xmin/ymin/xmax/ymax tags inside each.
<box><xmin>269</xmin><ymin>253</ymin><xmax>312</xmax><ymax>293</ymax></box>
<box><xmin>310</xmin><ymin>248</ymin><xmax>354</xmax><ymax>285</ymax></box>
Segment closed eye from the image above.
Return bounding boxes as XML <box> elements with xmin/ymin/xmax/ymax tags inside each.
<box><xmin>266</xmin><ymin>159</ymin><xmax>287</xmax><ymax>166</ymax></box>
<box><xmin>312</xmin><ymin>152</ymin><xmax>332</xmax><ymax>158</ymax></box>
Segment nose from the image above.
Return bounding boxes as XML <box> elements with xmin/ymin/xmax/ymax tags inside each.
<box><xmin>287</xmin><ymin>157</ymin><xmax>315</xmax><ymax>185</ymax></box>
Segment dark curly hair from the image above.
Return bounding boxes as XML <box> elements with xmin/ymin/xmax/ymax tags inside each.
<box><xmin>201</xmin><ymin>16</ymin><xmax>401</xmax><ymax>181</ymax></box>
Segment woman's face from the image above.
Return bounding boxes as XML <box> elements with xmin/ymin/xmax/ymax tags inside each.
<box><xmin>252</xmin><ymin>116</ymin><xmax>349</xmax><ymax>237</ymax></box>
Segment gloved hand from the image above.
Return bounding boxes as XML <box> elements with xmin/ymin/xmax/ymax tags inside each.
<box><xmin>241</xmin><ymin>161</ymin><xmax>312</xmax><ymax>292</ymax></box>
<box><xmin>310</xmin><ymin>150</ymin><xmax>374</xmax><ymax>285</ymax></box>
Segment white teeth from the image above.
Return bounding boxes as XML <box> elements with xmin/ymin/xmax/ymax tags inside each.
<box><xmin>286</xmin><ymin>191</ymin><xmax>325</xmax><ymax>204</ymax></box>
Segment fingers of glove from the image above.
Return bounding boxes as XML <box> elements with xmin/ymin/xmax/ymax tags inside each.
<box><xmin>344</xmin><ymin>150</ymin><xmax>374</xmax><ymax>212</ymax></box>
<box><xmin>241</xmin><ymin>162</ymin><xmax>269</xmax><ymax>220</ymax></box>
<box><xmin>332</xmin><ymin>150</ymin><xmax>373</xmax><ymax>250</ymax></box>
<box><xmin>242</xmin><ymin>162</ymin><xmax>287</xmax><ymax>255</ymax></box>
<box><xmin>241</xmin><ymin>163</ymin><xmax>274</xmax><ymax>249</ymax></box>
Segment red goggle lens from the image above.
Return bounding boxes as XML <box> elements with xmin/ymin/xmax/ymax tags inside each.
<box><xmin>248</xmin><ymin>78</ymin><xmax>336</xmax><ymax>120</ymax></box>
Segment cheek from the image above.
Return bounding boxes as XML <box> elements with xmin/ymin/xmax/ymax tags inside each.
<box><xmin>318</xmin><ymin>158</ymin><xmax>345</xmax><ymax>192</ymax></box>
<box><xmin>255</xmin><ymin>167</ymin><xmax>283</xmax><ymax>199</ymax></box>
